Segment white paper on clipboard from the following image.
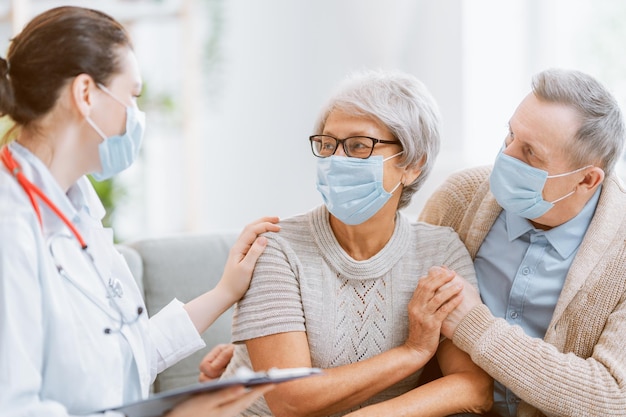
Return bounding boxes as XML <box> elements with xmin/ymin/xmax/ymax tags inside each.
<box><xmin>103</xmin><ymin>367</ymin><xmax>323</xmax><ymax>417</ymax></box>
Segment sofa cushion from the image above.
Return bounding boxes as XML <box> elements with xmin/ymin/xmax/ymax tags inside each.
<box><xmin>116</xmin><ymin>244</ymin><xmax>144</xmax><ymax>294</ymax></box>
<box><xmin>127</xmin><ymin>232</ymin><xmax>239</xmax><ymax>392</ymax></box>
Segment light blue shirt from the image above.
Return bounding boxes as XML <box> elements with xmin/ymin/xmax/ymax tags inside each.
<box><xmin>474</xmin><ymin>187</ymin><xmax>601</xmax><ymax>417</ymax></box>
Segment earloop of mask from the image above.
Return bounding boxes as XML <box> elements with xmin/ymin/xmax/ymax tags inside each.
<box><xmin>85</xmin><ymin>117</ymin><xmax>108</xmax><ymax>142</ymax></box>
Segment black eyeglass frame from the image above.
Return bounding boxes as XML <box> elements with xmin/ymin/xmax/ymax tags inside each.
<box><xmin>309</xmin><ymin>134</ymin><xmax>401</xmax><ymax>159</ymax></box>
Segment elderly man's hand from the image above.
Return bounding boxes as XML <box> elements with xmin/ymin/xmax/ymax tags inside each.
<box><xmin>431</xmin><ymin>268</ymin><xmax>483</xmax><ymax>339</ymax></box>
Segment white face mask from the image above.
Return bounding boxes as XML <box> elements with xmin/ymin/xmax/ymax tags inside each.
<box><xmin>315</xmin><ymin>152</ymin><xmax>403</xmax><ymax>225</ymax></box>
<box><xmin>86</xmin><ymin>84</ymin><xmax>146</xmax><ymax>181</ymax></box>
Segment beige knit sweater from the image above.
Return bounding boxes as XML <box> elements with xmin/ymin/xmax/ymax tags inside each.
<box><xmin>223</xmin><ymin>205</ymin><xmax>476</xmax><ymax>416</ymax></box>
<box><xmin>419</xmin><ymin>166</ymin><xmax>626</xmax><ymax>417</ymax></box>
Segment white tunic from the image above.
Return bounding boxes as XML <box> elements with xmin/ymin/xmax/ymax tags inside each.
<box><xmin>0</xmin><ymin>142</ymin><xmax>205</xmax><ymax>416</ymax></box>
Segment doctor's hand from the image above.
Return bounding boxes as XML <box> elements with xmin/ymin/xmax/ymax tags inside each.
<box><xmin>182</xmin><ymin>217</ymin><xmax>280</xmax><ymax>335</ymax></box>
<box><xmin>198</xmin><ymin>344</ymin><xmax>235</xmax><ymax>382</ymax></box>
<box><xmin>165</xmin><ymin>384</ymin><xmax>275</xmax><ymax>417</ymax></box>
<box><xmin>217</xmin><ymin>216</ymin><xmax>280</xmax><ymax>304</ymax></box>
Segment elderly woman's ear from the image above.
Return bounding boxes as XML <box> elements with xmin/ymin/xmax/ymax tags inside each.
<box><xmin>402</xmin><ymin>155</ymin><xmax>426</xmax><ymax>186</ymax></box>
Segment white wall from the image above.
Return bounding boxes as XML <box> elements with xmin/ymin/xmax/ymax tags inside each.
<box><xmin>117</xmin><ymin>0</ymin><xmax>472</xmax><ymax>239</ymax></box>
<box><xmin>2</xmin><ymin>0</ymin><xmax>625</xmax><ymax>240</ymax></box>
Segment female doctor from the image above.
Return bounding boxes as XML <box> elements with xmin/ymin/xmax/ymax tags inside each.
<box><xmin>0</xmin><ymin>6</ymin><xmax>279</xmax><ymax>417</ymax></box>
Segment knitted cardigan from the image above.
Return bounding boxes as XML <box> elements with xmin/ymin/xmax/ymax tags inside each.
<box><xmin>419</xmin><ymin>166</ymin><xmax>626</xmax><ymax>417</ymax></box>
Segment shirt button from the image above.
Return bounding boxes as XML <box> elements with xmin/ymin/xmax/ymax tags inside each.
<box><xmin>510</xmin><ymin>311</ymin><xmax>519</xmax><ymax>319</ymax></box>
<box><xmin>521</xmin><ymin>267</ymin><xmax>531</xmax><ymax>275</ymax></box>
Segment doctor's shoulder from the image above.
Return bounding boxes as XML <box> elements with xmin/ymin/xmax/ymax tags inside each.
<box><xmin>0</xmin><ymin>169</ymin><xmax>43</xmax><ymax>233</ymax></box>
<box><xmin>0</xmin><ymin>178</ymin><xmax>46</xmax><ymax>284</ymax></box>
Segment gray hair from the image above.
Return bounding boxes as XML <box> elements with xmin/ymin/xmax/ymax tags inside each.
<box><xmin>532</xmin><ymin>68</ymin><xmax>625</xmax><ymax>175</ymax></box>
<box><xmin>313</xmin><ymin>69</ymin><xmax>441</xmax><ymax>210</ymax></box>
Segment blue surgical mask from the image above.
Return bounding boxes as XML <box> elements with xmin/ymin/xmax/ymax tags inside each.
<box><xmin>86</xmin><ymin>84</ymin><xmax>146</xmax><ymax>181</ymax></box>
<box><xmin>489</xmin><ymin>150</ymin><xmax>590</xmax><ymax>219</ymax></box>
<box><xmin>316</xmin><ymin>152</ymin><xmax>403</xmax><ymax>225</ymax></box>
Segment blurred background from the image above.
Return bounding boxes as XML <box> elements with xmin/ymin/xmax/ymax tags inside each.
<box><xmin>2</xmin><ymin>0</ymin><xmax>626</xmax><ymax>241</ymax></box>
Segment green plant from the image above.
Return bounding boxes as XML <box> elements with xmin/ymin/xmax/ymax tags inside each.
<box><xmin>0</xmin><ymin>115</ymin><xmax>13</xmax><ymax>145</ymax></box>
<box><xmin>88</xmin><ymin>175</ymin><xmax>126</xmax><ymax>229</ymax></box>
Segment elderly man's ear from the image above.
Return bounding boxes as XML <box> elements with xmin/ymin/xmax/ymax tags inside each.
<box><xmin>578</xmin><ymin>166</ymin><xmax>604</xmax><ymax>192</ymax></box>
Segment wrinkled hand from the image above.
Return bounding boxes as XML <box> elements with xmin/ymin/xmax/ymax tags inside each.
<box><xmin>199</xmin><ymin>344</ymin><xmax>235</xmax><ymax>382</ymax></box>
<box><xmin>165</xmin><ymin>384</ymin><xmax>275</xmax><ymax>417</ymax></box>
<box><xmin>217</xmin><ymin>216</ymin><xmax>280</xmax><ymax>303</ymax></box>
<box><xmin>441</xmin><ymin>272</ymin><xmax>483</xmax><ymax>339</ymax></box>
<box><xmin>405</xmin><ymin>266</ymin><xmax>463</xmax><ymax>357</ymax></box>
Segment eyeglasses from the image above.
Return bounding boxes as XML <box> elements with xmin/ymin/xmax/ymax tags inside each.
<box><xmin>309</xmin><ymin>135</ymin><xmax>401</xmax><ymax>159</ymax></box>
<box><xmin>47</xmin><ymin>233</ymin><xmax>143</xmax><ymax>335</ymax></box>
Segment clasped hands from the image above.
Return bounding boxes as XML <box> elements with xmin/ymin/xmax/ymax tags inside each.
<box><xmin>405</xmin><ymin>266</ymin><xmax>483</xmax><ymax>355</ymax></box>
<box><xmin>197</xmin><ymin>267</ymin><xmax>484</xmax><ymax>380</ymax></box>
<box><xmin>190</xmin><ymin>266</ymin><xmax>483</xmax><ymax>414</ymax></box>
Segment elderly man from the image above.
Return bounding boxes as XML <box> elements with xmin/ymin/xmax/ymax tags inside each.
<box><xmin>420</xmin><ymin>68</ymin><xmax>626</xmax><ymax>417</ymax></box>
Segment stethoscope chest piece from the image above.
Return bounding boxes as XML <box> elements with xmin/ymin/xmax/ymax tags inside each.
<box><xmin>108</xmin><ymin>278</ymin><xmax>124</xmax><ymax>298</ymax></box>
<box><xmin>47</xmin><ymin>233</ymin><xmax>143</xmax><ymax>335</ymax></box>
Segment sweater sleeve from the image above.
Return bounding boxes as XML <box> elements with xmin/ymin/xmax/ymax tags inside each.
<box><xmin>231</xmin><ymin>232</ymin><xmax>306</xmax><ymax>343</ymax></box>
<box><xmin>454</xmin><ymin>301</ymin><xmax>626</xmax><ymax>416</ymax></box>
<box><xmin>438</xmin><ymin>228</ymin><xmax>477</xmax><ymax>288</ymax></box>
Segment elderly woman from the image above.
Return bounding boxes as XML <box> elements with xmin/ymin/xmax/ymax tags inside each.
<box><xmin>219</xmin><ymin>70</ymin><xmax>493</xmax><ymax>416</ymax></box>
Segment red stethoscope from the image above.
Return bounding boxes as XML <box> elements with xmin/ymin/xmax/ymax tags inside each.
<box><xmin>1</xmin><ymin>145</ymin><xmax>87</xmax><ymax>249</ymax></box>
<box><xmin>1</xmin><ymin>145</ymin><xmax>142</xmax><ymax>334</ymax></box>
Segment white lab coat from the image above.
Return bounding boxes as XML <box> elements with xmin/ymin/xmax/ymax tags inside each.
<box><xmin>0</xmin><ymin>143</ymin><xmax>205</xmax><ymax>416</ymax></box>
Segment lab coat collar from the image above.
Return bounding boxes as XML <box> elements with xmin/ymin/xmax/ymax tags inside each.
<box><xmin>8</xmin><ymin>142</ymin><xmax>106</xmax><ymax>233</ymax></box>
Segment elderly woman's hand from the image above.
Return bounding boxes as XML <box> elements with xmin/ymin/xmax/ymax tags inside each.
<box><xmin>198</xmin><ymin>344</ymin><xmax>235</xmax><ymax>382</ymax></box>
<box><xmin>404</xmin><ymin>266</ymin><xmax>464</xmax><ymax>357</ymax></box>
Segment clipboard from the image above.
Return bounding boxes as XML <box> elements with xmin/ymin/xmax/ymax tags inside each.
<box><xmin>104</xmin><ymin>367</ymin><xmax>323</xmax><ymax>417</ymax></box>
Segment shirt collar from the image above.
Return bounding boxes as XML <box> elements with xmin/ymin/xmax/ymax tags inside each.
<box><xmin>505</xmin><ymin>186</ymin><xmax>602</xmax><ymax>258</ymax></box>
<box><xmin>505</xmin><ymin>211</ymin><xmax>534</xmax><ymax>241</ymax></box>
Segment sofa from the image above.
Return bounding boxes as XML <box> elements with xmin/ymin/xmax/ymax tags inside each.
<box><xmin>117</xmin><ymin>230</ymin><xmax>441</xmax><ymax>395</ymax></box>
<box><xmin>117</xmin><ymin>231</ymin><xmax>239</xmax><ymax>393</ymax></box>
